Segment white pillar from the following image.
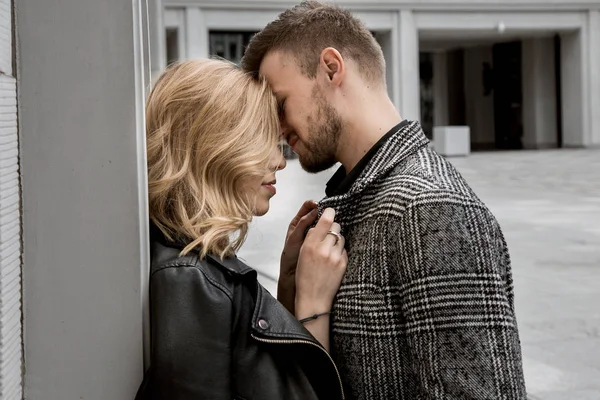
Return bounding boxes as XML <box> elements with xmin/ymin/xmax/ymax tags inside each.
<box><xmin>588</xmin><ymin>11</ymin><xmax>600</xmax><ymax>146</ymax></box>
<box><xmin>17</xmin><ymin>0</ymin><xmax>149</xmax><ymax>398</ymax></box>
<box><xmin>374</xmin><ymin>31</ymin><xmax>397</xmax><ymax>107</ymax></box>
<box><xmin>433</xmin><ymin>52</ymin><xmax>449</xmax><ymax>126</ymax></box>
<box><xmin>149</xmin><ymin>0</ymin><xmax>166</xmax><ymax>81</ymax></box>
<box><xmin>463</xmin><ymin>46</ymin><xmax>495</xmax><ymax>147</ymax></box>
<box><xmin>398</xmin><ymin>10</ymin><xmax>420</xmax><ymax>121</ymax></box>
<box><xmin>522</xmin><ymin>38</ymin><xmax>558</xmax><ymax>149</ymax></box>
<box><xmin>185</xmin><ymin>7</ymin><xmax>209</xmax><ymax>59</ymax></box>
<box><xmin>0</xmin><ymin>0</ymin><xmax>23</xmax><ymax>398</ymax></box>
<box><xmin>561</xmin><ymin>30</ymin><xmax>587</xmax><ymax>147</ymax></box>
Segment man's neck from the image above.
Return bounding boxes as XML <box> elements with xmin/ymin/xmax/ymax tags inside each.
<box><xmin>336</xmin><ymin>96</ymin><xmax>403</xmax><ymax>173</ymax></box>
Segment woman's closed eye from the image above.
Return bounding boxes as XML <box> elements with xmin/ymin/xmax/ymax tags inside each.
<box><xmin>278</xmin><ymin>100</ymin><xmax>286</xmax><ymax>117</ymax></box>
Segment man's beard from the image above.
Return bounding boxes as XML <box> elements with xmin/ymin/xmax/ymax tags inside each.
<box><xmin>298</xmin><ymin>86</ymin><xmax>342</xmax><ymax>173</ymax></box>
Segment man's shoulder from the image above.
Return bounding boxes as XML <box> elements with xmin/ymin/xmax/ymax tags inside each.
<box><xmin>372</xmin><ymin>148</ymin><xmax>482</xmax><ymax>206</ymax></box>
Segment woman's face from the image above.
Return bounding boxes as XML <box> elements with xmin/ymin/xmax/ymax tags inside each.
<box><xmin>249</xmin><ymin>146</ymin><xmax>287</xmax><ymax>216</ymax></box>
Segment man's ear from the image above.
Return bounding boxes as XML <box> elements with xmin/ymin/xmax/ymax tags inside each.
<box><xmin>319</xmin><ymin>47</ymin><xmax>345</xmax><ymax>86</ymax></box>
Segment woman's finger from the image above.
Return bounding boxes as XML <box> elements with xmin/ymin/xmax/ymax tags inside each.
<box><xmin>312</xmin><ymin>208</ymin><xmax>336</xmax><ymax>240</ymax></box>
<box><xmin>334</xmin><ymin>235</ymin><xmax>345</xmax><ymax>255</ymax></box>
<box><xmin>287</xmin><ymin>200</ymin><xmax>317</xmax><ymax>236</ymax></box>
<box><xmin>293</xmin><ymin>209</ymin><xmax>318</xmax><ymax>237</ymax></box>
<box><xmin>323</xmin><ymin>222</ymin><xmax>342</xmax><ymax>247</ymax></box>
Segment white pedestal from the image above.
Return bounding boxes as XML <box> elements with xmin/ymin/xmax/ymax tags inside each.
<box><xmin>433</xmin><ymin>126</ymin><xmax>471</xmax><ymax>157</ymax></box>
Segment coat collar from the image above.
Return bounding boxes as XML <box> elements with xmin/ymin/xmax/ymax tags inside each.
<box><xmin>150</xmin><ymin>222</ymin><xmax>320</xmax><ymax>343</ymax></box>
<box><xmin>150</xmin><ymin>221</ymin><xmax>255</xmax><ymax>277</ymax></box>
<box><xmin>205</xmin><ymin>254</ymin><xmax>255</xmax><ymax>277</ymax></box>
<box><xmin>330</xmin><ymin>120</ymin><xmax>429</xmax><ymax>199</ymax></box>
<box><xmin>208</xmin><ymin>250</ymin><xmax>319</xmax><ymax>343</ymax></box>
<box><xmin>206</xmin><ymin>254</ymin><xmax>319</xmax><ymax>343</ymax></box>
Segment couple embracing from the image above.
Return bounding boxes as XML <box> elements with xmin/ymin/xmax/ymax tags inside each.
<box><xmin>137</xmin><ymin>2</ymin><xmax>526</xmax><ymax>399</ymax></box>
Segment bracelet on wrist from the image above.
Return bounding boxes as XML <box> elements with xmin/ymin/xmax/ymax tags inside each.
<box><xmin>298</xmin><ymin>311</ymin><xmax>332</xmax><ymax>324</ymax></box>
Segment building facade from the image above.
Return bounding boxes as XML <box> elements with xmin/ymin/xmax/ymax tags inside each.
<box><xmin>162</xmin><ymin>0</ymin><xmax>600</xmax><ymax>150</ymax></box>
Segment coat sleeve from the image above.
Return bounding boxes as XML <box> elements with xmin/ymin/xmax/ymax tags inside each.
<box><xmin>396</xmin><ymin>192</ymin><xmax>527</xmax><ymax>399</ymax></box>
<box><xmin>148</xmin><ymin>265</ymin><xmax>233</xmax><ymax>400</ymax></box>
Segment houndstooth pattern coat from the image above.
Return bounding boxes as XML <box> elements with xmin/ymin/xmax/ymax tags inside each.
<box><xmin>318</xmin><ymin>121</ymin><xmax>527</xmax><ymax>400</ymax></box>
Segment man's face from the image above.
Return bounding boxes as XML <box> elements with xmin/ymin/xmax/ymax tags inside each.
<box><xmin>259</xmin><ymin>51</ymin><xmax>342</xmax><ymax>173</ymax></box>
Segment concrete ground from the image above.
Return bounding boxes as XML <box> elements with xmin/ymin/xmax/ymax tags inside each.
<box><xmin>238</xmin><ymin>148</ymin><xmax>600</xmax><ymax>400</ymax></box>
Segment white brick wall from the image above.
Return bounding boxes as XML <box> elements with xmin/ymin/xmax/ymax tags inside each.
<box><xmin>0</xmin><ymin>0</ymin><xmax>23</xmax><ymax>398</ymax></box>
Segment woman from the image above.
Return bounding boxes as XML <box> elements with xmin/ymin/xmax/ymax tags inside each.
<box><xmin>136</xmin><ymin>59</ymin><xmax>347</xmax><ymax>399</ymax></box>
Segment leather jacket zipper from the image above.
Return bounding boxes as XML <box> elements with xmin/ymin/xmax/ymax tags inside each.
<box><xmin>250</xmin><ymin>334</ymin><xmax>345</xmax><ymax>399</ymax></box>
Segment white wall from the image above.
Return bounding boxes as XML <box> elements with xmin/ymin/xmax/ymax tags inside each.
<box><xmin>149</xmin><ymin>0</ymin><xmax>166</xmax><ymax>81</ymax></box>
<box><xmin>0</xmin><ymin>0</ymin><xmax>23</xmax><ymax>398</ymax></box>
<box><xmin>17</xmin><ymin>0</ymin><xmax>150</xmax><ymax>398</ymax></box>
<box><xmin>464</xmin><ymin>45</ymin><xmax>495</xmax><ymax>147</ymax></box>
<box><xmin>374</xmin><ymin>30</ymin><xmax>397</xmax><ymax>106</ymax></box>
<box><xmin>433</xmin><ymin>52</ymin><xmax>449</xmax><ymax>126</ymax></box>
<box><xmin>398</xmin><ymin>10</ymin><xmax>421</xmax><ymax>121</ymax></box>
<box><xmin>589</xmin><ymin>10</ymin><xmax>600</xmax><ymax>147</ymax></box>
<box><xmin>522</xmin><ymin>37</ymin><xmax>558</xmax><ymax>149</ymax></box>
<box><xmin>560</xmin><ymin>30</ymin><xmax>586</xmax><ymax>147</ymax></box>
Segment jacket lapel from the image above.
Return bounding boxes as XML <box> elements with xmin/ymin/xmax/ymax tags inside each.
<box><xmin>206</xmin><ymin>253</ymin><xmax>321</xmax><ymax>344</ymax></box>
<box><xmin>346</xmin><ymin>120</ymin><xmax>429</xmax><ymax>197</ymax></box>
<box><xmin>251</xmin><ymin>284</ymin><xmax>320</xmax><ymax>344</ymax></box>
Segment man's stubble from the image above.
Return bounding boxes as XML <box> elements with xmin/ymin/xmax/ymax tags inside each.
<box><xmin>298</xmin><ymin>85</ymin><xmax>343</xmax><ymax>174</ymax></box>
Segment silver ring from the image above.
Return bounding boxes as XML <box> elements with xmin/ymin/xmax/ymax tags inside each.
<box><xmin>327</xmin><ymin>230</ymin><xmax>343</xmax><ymax>244</ymax></box>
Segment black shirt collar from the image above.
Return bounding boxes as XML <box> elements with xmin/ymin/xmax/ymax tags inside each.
<box><xmin>325</xmin><ymin>120</ymin><xmax>409</xmax><ymax>196</ymax></box>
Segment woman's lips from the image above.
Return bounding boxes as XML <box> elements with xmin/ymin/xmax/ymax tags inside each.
<box><xmin>262</xmin><ymin>184</ymin><xmax>276</xmax><ymax>195</ymax></box>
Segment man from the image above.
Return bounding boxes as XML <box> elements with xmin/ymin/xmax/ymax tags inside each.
<box><xmin>242</xmin><ymin>2</ymin><xmax>527</xmax><ymax>399</ymax></box>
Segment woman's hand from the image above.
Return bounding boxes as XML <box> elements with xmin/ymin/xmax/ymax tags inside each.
<box><xmin>295</xmin><ymin>208</ymin><xmax>348</xmax><ymax>351</ymax></box>
<box><xmin>277</xmin><ymin>200</ymin><xmax>319</xmax><ymax>314</ymax></box>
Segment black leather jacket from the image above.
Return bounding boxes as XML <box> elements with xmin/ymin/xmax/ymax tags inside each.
<box><xmin>136</xmin><ymin>225</ymin><xmax>344</xmax><ymax>400</ymax></box>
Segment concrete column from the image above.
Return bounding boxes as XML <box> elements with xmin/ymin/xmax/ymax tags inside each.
<box><xmin>522</xmin><ymin>38</ymin><xmax>558</xmax><ymax>149</ymax></box>
<box><xmin>560</xmin><ymin>30</ymin><xmax>587</xmax><ymax>147</ymax></box>
<box><xmin>433</xmin><ymin>51</ymin><xmax>449</xmax><ymax>126</ymax></box>
<box><xmin>185</xmin><ymin>7</ymin><xmax>209</xmax><ymax>59</ymax></box>
<box><xmin>374</xmin><ymin>30</ymin><xmax>397</xmax><ymax>107</ymax></box>
<box><xmin>149</xmin><ymin>0</ymin><xmax>166</xmax><ymax>80</ymax></box>
<box><xmin>463</xmin><ymin>46</ymin><xmax>495</xmax><ymax>148</ymax></box>
<box><xmin>0</xmin><ymin>1</ymin><xmax>23</xmax><ymax>398</ymax></box>
<box><xmin>398</xmin><ymin>10</ymin><xmax>420</xmax><ymax>121</ymax></box>
<box><xmin>16</xmin><ymin>0</ymin><xmax>149</xmax><ymax>398</ymax></box>
<box><xmin>589</xmin><ymin>11</ymin><xmax>600</xmax><ymax>146</ymax></box>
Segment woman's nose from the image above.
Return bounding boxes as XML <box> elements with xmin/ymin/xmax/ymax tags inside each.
<box><xmin>270</xmin><ymin>146</ymin><xmax>287</xmax><ymax>171</ymax></box>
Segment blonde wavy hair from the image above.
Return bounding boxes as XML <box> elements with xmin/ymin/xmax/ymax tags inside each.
<box><xmin>146</xmin><ymin>58</ymin><xmax>280</xmax><ymax>258</ymax></box>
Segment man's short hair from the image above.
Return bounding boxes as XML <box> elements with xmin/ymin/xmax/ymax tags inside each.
<box><xmin>241</xmin><ymin>1</ymin><xmax>386</xmax><ymax>85</ymax></box>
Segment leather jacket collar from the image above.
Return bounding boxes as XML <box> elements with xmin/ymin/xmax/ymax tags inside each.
<box><xmin>206</xmin><ymin>254</ymin><xmax>317</xmax><ymax>344</ymax></box>
<box><xmin>150</xmin><ymin>222</ymin><xmax>318</xmax><ymax>345</ymax></box>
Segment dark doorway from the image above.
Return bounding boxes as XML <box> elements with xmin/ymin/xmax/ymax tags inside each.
<box><xmin>208</xmin><ymin>31</ymin><xmax>256</xmax><ymax>65</ymax></box>
<box><xmin>419</xmin><ymin>52</ymin><xmax>434</xmax><ymax>139</ymax></box>
<box><xmin>166</xmin><ymin>28</ymin><xmax>179</xmax><ymax>66</ymax></box>
<box><xmin>492</xmin><ymin>41</ymin><xmax>523</xmax><ymax>149</ymax></box>
<box><xmin>554</xmin><ymin>34</ymin><xmax>563</xmax><ymax>148</ymax></box>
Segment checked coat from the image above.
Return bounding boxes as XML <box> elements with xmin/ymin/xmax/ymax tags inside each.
<box><xmin>318</xmin><ymin>121</ymin><xmax>526</xmax><ymax>399</ymax></box>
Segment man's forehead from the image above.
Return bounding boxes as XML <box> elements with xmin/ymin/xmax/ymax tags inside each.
<box><xmin>259</xmin><ymin>51</ymin><xmax>295</xmax><ymax>78</ymax></box>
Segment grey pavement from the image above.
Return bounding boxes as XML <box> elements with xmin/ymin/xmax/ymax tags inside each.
<box><xmin>238</xmin><ymin>149</ymin><xmax>600</xmax><ymax>399</ymax></box>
